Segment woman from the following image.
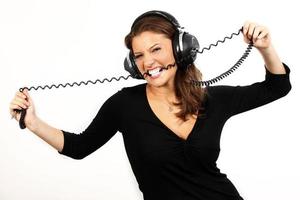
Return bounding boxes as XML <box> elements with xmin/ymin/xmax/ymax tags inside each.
<box><xmin>9</xmin><ymin>10</ymin><xmax>291</xmax><ymax>200</ymax></box>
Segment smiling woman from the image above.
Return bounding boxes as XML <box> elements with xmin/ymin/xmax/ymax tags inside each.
<box><xmin>8</xmin><ymin>10</ymin><xmax>292</xmax><ymax>200</ymax></box>
<box><xmin>124</xmin><ymin>12</ymin><xmax>206</xmax><ymax>121</ymax></box>
<box><xmin>132</xmin><ymin>32</ymin><xmax>177</xmax><ymax>80</ymax></box>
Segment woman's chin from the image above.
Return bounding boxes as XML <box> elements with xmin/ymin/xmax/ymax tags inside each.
<box><xmin>146</xmin><ymin>78</ymin><xmax>173</xmax><ymax>88</ymax></box>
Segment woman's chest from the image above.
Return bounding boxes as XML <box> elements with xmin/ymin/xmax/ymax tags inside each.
<box><xmin>121</xmin><ymin>109</ymin><xmax>226</xmax><ymax>166</ymax></box>
<box><xmin>119</xmin><ymin>89</ymin><xmax>227</xmax><ymax>166</ymax></box>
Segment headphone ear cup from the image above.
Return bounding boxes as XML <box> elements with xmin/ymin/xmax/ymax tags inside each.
<box><xmin>182</xmin><ymin>33</ymin><xmax>199</xmax><ymax>65</ymax></box>
<box><xmin>172</xmin><ymin>31</ymin><xmax>200</xmax><ymax>70</ymax></box>
<box><xmin>124</xmin><ymin>52</ymin><xmax>144</xmax><ymax>79</ymax></box>
<box><xmin>172</xmin><ymin>31</ymin><xmax>182</xmax><ymax>69</ymax></box>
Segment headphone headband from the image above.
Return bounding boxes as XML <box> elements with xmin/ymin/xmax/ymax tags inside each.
<box><xmin>131</xmin><ymin>10</ymin><xmax>181</xmax><ymax>31</ymax></box>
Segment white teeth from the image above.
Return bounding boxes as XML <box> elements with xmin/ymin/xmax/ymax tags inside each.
<box><xmin>148</xmin><ymin>68</ymin><xmax>161</xmax><ymax>76</ymax></box>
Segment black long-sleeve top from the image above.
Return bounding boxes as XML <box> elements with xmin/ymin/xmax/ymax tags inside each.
<box><xmin>59</xmin><ymin>63</ymin><xmax>291</xmax><ymax>200</ymax></box>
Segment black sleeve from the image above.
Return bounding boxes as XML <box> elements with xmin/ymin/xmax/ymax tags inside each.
<box><xmin>58</xmin><ymin>90</ymin><xmax>124</xmax><ymax>159</ymax></box>
<box><xmin>207</xmin><ymin>63</ymin><xmax>292</xmax><ymax>118</ymax></box>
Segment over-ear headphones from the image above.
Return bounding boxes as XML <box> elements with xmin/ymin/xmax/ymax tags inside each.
<box><xmin>124</xmin><ymin>10</ymin><xmax>200</xmax><ymax>79</ymax></box>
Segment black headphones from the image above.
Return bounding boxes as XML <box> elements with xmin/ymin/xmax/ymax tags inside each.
<box><xmin>124</xmin><ymin>10</ymin><xmax>200</xmax><ymax>79</ymax></box>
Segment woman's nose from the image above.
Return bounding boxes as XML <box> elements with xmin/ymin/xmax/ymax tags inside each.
<box><xmin>143</xmin><ymin>53</ymin><xmax>155</xmax><ymax>68</ymax></box>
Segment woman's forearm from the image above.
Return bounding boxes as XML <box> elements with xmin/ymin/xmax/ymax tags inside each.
<box><xmin>258</xmin><ymin>44</ymin><xmax>286</xmax><ymax>74</ymax></box>
<box><xmin>27</xmin><ymin>117</ymin><xmax>64</xmax><ymax>152</ymax></box>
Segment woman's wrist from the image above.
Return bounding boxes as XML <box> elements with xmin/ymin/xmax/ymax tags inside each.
<box><xmin>27</xmin><ymin>116</ymin><xmax>41</xmax><ymax>133</ymax></box>
<box><xmin>257</xmin><ymin>43</ymin><xmax>275</xmax><ymax>56</ymax></box>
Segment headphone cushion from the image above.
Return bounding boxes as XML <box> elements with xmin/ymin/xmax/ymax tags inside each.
<box><xmin>124</xmin><ymin>52</ymin><xmax>144</xmax><ymax>79</ymax></box>
<box><xmin>173</xmin><ymin>32</ymin><xmax>200</xmax><ymax>69</ymax></box>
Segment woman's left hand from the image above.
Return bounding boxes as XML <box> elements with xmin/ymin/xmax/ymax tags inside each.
<box><xmin>242</xmin><ymin>21</ymin><xmax>271</xmax><ymax>50</ymax></box>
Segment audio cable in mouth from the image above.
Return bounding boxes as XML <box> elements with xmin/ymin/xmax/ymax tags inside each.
<box><xmin>142</xmin><ymin>62</ymin><xmax>176</xmax><ymax>77</ymax></box>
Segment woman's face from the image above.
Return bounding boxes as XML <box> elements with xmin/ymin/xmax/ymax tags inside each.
<box><xmin>132</xmin><ymin>31</ymin><xmax>177</xmax><ymax>87</ymax></box>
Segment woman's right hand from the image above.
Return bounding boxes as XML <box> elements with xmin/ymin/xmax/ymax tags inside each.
<box><xmin>9</xmin><ymin>89</ymin><xmax>37</xmax><ymax>130</ymax></box>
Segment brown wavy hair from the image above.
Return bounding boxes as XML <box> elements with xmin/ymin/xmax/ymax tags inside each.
<box><xmin>125</xmin><ymin>16</ymin><xmax>207</xmax><ymax>121</ymax></box>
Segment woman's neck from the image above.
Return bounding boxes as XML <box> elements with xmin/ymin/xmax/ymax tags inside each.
<box><xmin>146</xmin><ymin>83</ymin><xmax>177</xmax><ymax>102</ymax></box>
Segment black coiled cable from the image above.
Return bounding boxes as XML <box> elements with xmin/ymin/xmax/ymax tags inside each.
<box><xmin>19</xmin><ymin>75</ymin><xmax>132</xmax><ymax>92</ymax></box>
<box><xmin>14</xmin><ymin>75</ymin><xmax>132</xmax><ymax>129</ymax></box>
<box><xmin>193</xmin><ymin>42</ymin><xmax>253</xmax><ymax>87</ymax></box>
<box><xmin>192</xmin><ymin>28</ymin><xmax>253</xmax><ymax>87</ymax></box>
<box><xmin>197</xmin><ymin>28</ymin><xmax>245</xmax><ymax>54</ymax></box>
<box><xmin>14</xmin><ymin>27</ymin><xmax>253</xmax><ymax>129</ymax></box>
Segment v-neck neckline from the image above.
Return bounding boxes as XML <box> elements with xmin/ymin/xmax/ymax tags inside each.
<box><xmin>143</xmin><ymin>83</ymin><xmax>199</xmax><ymax>143</ymax></box>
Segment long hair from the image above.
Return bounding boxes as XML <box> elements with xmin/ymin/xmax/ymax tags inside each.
<box><xmin>125</xmin><ymin>16</ymin><xmax>207</xmax><ymax>121</ymax></box>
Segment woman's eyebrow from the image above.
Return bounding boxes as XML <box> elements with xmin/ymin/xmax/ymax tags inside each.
<box><xmin>149</xmin><ymin>43</ymin><xmax>160</xmax><ymax>50</ymax></box>
<box><xmin>134</xmin><ymin>43</ymin><xmax>160</xmax><ymax>55</ymax></box>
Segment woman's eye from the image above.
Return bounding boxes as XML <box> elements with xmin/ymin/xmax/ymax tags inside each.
<box><xmin>134</xmin><ymin>55</ymin><xmax>142</xmax><ymax>59</ymax></box>
<box><xmin>153</xmin><ymin>47</ymin><xmax>161</xmax><ymax>52</ymax></box>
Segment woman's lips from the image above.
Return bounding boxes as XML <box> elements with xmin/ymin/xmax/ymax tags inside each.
<box><xmin>142</xmin><ymin>63</ymin><xmax>176</xmax><ymax>78</ymax></box>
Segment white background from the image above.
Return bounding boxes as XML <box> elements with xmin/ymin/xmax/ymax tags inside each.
<box><xmin>0</xmin><ymin>0</ymin><xmax>299</xmax><ymax>199</ymax></box>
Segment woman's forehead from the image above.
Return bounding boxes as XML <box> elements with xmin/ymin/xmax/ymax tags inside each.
<box><xmin>132</xmin><ymin>31</ymin><xmax>170</xmax><ymax>51</ymax></box>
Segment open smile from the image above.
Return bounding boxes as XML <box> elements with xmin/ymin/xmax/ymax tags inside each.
<box><xmin>142</xmin><ymin>63</ymin><xmax>176</xmax><ymax>78</ymax></box>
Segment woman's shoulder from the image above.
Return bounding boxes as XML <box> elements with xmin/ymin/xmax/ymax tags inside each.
<box><xmin>205</xmin><ymin>85</ymin><xmax>236</xmax><ymax>98</ymax></box>
<box><xmin>203</xmin><ymin>85</ymin><xmax>241</xmax><ymax>108</ymax></box>
<box><xmin>119</xmin><ymin>83</ymin><xmax>146</xmax><ymax>94</ymax></box>
<box><xmin>103</xmin><ymin>83</ymin><xmax>146</xmax><ymax>109</ymax></box>
<box><xmin>113</xmin><ymin>83</ymin><xmax>146</xmax><ymax>100</ymax></box>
